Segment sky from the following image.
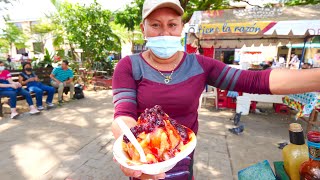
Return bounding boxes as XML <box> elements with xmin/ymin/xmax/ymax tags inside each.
<box><xmin>0</xmin><ymin>0</ymin><xmax>133</xmax><ymax>29</ymax></box>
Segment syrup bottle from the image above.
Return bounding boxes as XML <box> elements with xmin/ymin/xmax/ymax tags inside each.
<box><xmin>282</xmin><ymin>123</ymin><xmax>308</xmax><ymax>180</ymax></box>
<box><xmin>299</xmin><ymin>131</ymin><xmax>320</xmax><ymax>180</ymax></box>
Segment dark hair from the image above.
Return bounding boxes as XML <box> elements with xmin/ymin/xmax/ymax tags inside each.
<box><xmin>62</xmin><ymin>60</ymin><xmax>69</xmax><ymax>65</ymax></box>
<box><xmin>0</xmin><ymin>61</ymin><xmax>4</xmax><ymax>64</ymax></box>
<box><xmin>22</xmin><ymin>62</ymin><xmax>31</xmax><ymax>70</ymax></box>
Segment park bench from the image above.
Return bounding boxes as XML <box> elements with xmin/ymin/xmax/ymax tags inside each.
<box><xmin>0</xmin><ymin>67</ymin><xmax>69</xmax><ymax>116</ymax></box>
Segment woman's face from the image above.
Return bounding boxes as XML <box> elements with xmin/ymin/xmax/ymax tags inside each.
<box><xmin>0</xmin><ymin>63</ymin><xmax>5</xmax><ymax>71</ymax></box>
<box><xmin>24</xmin><ymin>64</ymin><xmax>31</xmax><ymax>70</ymax></box>
<box><xmin>141</xmin><ymin>7</ymin><xmax>183</xmax><ymax>38</ymax></box>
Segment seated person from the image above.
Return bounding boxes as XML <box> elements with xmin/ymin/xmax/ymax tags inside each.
<box><xmin>50</xmin><ymin>60</ymin><xmax>75</xmax><ymax>103</ymax></box>
<box><xmin>302</xmin><ymin>63</ymin><xmax>312</xmax><ymax>69</ymax></box>
<box><xmin>19</xmin><ymin>63</ymin><xmax>55</xmax><ymax>110</ymax></box>
<box><xmin>0</xmin><ymin>61</ymin><xmax>40</xmax><ymax>118</ymax></box>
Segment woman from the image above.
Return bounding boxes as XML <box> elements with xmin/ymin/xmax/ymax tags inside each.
<box><xmin>111</xmin><ymin>0</ymin><xmax>320</xmax><ymax>179</ymax></box>
<box><xmin>0</xmin><ymin>61</ymin><xmax>40</xmax><ymax>119</ymax></box>
<box><xmin>19</xmin><ymin>63</ymin><xmax>55</xmax><ymax>110</ymax></box>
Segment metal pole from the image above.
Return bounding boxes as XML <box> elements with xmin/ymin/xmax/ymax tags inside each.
<box><xmin>184</xmin><ymin>32</ymin><xmax>188</xmax><ymax>52</ymax></box>
<box><xmin>286</xmin><ymin>43</ymin><xmax>292</xmax><ymax>68</ymax></box>
<box><xmin>299</xmin><ymin>37</ymin><xmax>308</xmax><ymax>69</ymax></box>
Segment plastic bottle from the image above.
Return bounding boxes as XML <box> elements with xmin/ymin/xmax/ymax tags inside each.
<box><xmin>282</xmin><ymin>123</ymin><xmax>308</xmax><ymax>180</ymax></box>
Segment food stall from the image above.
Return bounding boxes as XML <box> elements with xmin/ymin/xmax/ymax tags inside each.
<box><xmin>184</xmin><ymin>4</ymin><xmax>320</xmax><ymax>68</ymax></box>
<box><xmin>185</xmin><ymin>5</ymin><xmax>320</xmax><ymax>111</ymax></box>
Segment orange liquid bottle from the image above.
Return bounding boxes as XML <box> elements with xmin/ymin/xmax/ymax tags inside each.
<box><xmin>282</xmin><ymin>123</ymin><xmax>308</xmax><ymax>180</ymax></box>
<box><xmin>299</xmin><ymin>131</ymin><xmax>320</xmax><ymax>180</ymax></box>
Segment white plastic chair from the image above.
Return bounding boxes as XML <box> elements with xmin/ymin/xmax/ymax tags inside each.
<box><xmin>199</xmin><ymin>86</ymin><xmax>218</xmax><ymax>110</ymax></box>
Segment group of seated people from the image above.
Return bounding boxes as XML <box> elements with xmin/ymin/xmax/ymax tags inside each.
<box><xmin>0</xmin><ymin>60</ymin><xmax>75</xmax><ymax>119</ymax></box>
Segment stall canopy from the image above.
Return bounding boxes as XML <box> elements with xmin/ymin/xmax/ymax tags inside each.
<box><xmin>185</xmin><ymin>4</ymin><xmax>320</xmax><ymax>48</ymax></box>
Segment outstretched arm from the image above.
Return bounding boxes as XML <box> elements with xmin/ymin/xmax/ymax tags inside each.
<box><xmin>269</xmin><ymin>68</ymin><xmax>320</xmax><ymax>95</ymax></box>
<box><xmin>200</xmin><ymin>55</ymin><xmax>320</xmax><ymax>95</ymax></box>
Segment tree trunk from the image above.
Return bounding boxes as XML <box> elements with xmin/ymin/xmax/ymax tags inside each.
<box><xmin>10</xmin><ymin>44</ymin><xmax>13</xmax><ymax>56</ymax></box>
<box><xmin>69</xmin><ymin>44</ymin><xmax>77</xmax><ymax>61</ymax></box>
<box><xmin>131</xmin><ymin>31</ymin><xmax>134</xmax><ymax>54</ymax></box>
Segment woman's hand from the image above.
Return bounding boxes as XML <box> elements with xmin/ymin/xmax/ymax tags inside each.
<box><xmin>14</xmin><ymin>82</ymin><xmax>22</xmax><ymax>88</ymax></box>
<box><xmin>115</xmin><ymin>158</ymin><xmax>166</xmax><ymax>179</ymax></box>
<box><xmin>10</xmin><ymin>83</ymin><xmax>19</xmax><ymax>89</ymax></box>
<box><xmin>27</xmin><ymin>77</ymin><xmax>35</xmax><ymax>82</ymax></box>
<box><xmin>112</xmin><ymin>117</ymin><xmax>166</xmax><ymax>179</ymax></box>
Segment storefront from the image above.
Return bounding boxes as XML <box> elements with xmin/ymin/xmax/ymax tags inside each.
<box><xmin>184</xmin><ymin>5</ymin><xmax>320</xmax><ymax>69</ymax></box>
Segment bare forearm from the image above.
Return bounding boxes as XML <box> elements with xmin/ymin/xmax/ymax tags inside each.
<box><xmin>269</xmin><ymin>69</ymin><xmax>320</xmax><ymax>94</ymax></box>
<box><xmin>111</xmin><ymin>116</ymin><xmax>137</xmax><ymax>139</ymax></box>
<box><xmin>50</xmin><ymin>74</ymin><xmax>60</xmax><ymax>83</ymax></box>
<box><xmin>0</xmin><ymin>83</ymin><xmax>12</xmax><ymax>88</ymax></box>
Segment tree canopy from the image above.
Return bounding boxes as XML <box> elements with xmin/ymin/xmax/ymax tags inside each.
<box><xmin>114</xmin><ymin>0</ymin><xmax>229</xmax><ymax>30</ymax></box>
<box><xmin>31</xmin><ymin>21</ymin><xmax>56</xmax><ymax>54</ymax></box>
<box><xmin>53</xmin><ymin>0</ymin><xmax>121</xmax><ymax>64</ymax></box>
<box><xmin>285</xmin><ymin>0</ymin><xmax>320</xmax><ymax>5</ymax></box>
<box><xmin>181</xmin><ymin>0</ymin><xmax>229</xmax><ymax>22</ymax></box>
<box><xmin>0</xmin><ymin>21</ymin><xmax>28</xmax><ymax>55</ymax></box>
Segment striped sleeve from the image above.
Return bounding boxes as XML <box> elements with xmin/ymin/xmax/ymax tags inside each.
<box><xmin>52</xmin><ymin>68</ymin><xmax>58</xmax><ymax>75</ymax></box>
<box><xmin>198</xmin><ymin>55</ymin><xmax>272</xmax><ymax>94</ymax></box>
<box><xmin>112</xmin><ymin>56</ymin><xmax>137</xmax><ymax>120</ymax></box>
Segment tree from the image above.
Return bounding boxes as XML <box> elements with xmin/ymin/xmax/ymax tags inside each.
<box><xmin>181</xmin><ymin>0</ymin><xmax>229</xmax><ymax>22</ymax></box>
<box><xmin>285</xmin><ymin>0</ymin><xmax>320</xmax><ymax>5</ymax></box>
<box><xmin>0</xmin><ymin>0</ymin><xmax>17</xmax><ymax>10</ymax></box>
<box><xmin>53</xmin><ymin>0</ymin><xmax>121</xmax><ymax>69</ymax></box>
<box><xmin>114</xmin><ymin>0</ymin><xmax>145</xmax><ymax>53</ymax></box>
<box><xmin>114</xmin><ymin>0</ymin><xmax>228</xmax><ymax>53</ymax></box>
<box><xmin>114</xmin><ymin>0</ymin><xmax>143</xmax><ymax>32</ymax></box>
<box><xmin>0</xmin><ymin>38</ymin><xmax>9</xmax><ymax>54</ymax></box>
<box><xmin>31</xmin><ymin>21</ymin><xmax>56</xmax><ymax>54</ymax></box>
<box><xmin>115</xmin><ymin>0</ymin><xmax>228</xmax><ymax>28</ymax></box>
<box><xmin>1</xmin><ymin>21</ymin><xmax>28</xmax><ymax>55</ymax></box>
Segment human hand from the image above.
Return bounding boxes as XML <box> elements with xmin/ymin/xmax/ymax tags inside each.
<box><xmin>10</xmin><ymin>83</ymin><xmax>19</xmax><ymax>89</ymax></box>
<box><xmin>114</xmin><ymin>158</ymin><xmax>166</xmax><ymax>180</ymax></box>
<box><xmin>14</xmin><ymin>82</ymin><xmax>22</xmax><ymax>88</ymax></box>
<box><xmin>35</xmin><ymin>77</ymin><xmax>39</xmax><ymax>81</ymax></box>
<box><xmin>28</xmin><ymin>77</ymin><xmax>35</xmax><ymax>82</ymax></box>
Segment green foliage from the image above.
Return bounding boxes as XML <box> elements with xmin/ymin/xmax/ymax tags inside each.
<box><xmin>114</xmin><ymin>0</ymin><xmax>144</xmax><ymax>32</ymax></box>
<box><xmin>1</xmin><ymin>21</ymin><xmax>28</xmax><ymax>55</ymax></box>
<box><xmin>110</xmin><ymin>22</ymin><xmax>144</xmax><ymax>45</ymax></box>
<box><xmin>54</xmin><ymin>0</ymin><xmax>121</xmax><ymax>65</ymax></box>
<box><xmin>32</xmin><ymin>48</ymin><xmax>55</xmax><ymax>68</ymax></box>
<box><xmin>115</xmin><ymin>0</ymin><xmax>229</xmax><ymax>27</ymax></box>
<box><xmin>0</xmin><ymin>38</ymin><xmax>9</xmax><ymax>53</ymax></box>
<box><xmin>181</xmin><ymin>0</ymin><xmax>229</xmax><ymax>22</ymax></box>
<box><xmin>285</xmin><ymin>0</ymin><xmax>320</xmax><ymax>5</ymax></box>
<box><xmin>113</xmin><ymin>0</ymin><xmax>144</xmax><ymax>53</ymax></box>
<box><xmin>31</xmin><ymin>21</ymin><xmax>56</xmax><ymax>54</ymax></box>
<box><xmin>32</xmin><ymin>22</ymin><xmax>55</xmax><ymax>35</ymax></box>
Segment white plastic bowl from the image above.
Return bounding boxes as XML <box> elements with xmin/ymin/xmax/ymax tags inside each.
<box><xmin>113</xmin><ymin>131</ymin><xmax>197</xmax><ymax>175</ymax></box>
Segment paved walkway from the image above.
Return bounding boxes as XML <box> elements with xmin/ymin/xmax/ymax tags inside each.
<box><xmin>0</xmin><ymin>90</ymin><xmax>300</xmax><ymax>180</ymax></box>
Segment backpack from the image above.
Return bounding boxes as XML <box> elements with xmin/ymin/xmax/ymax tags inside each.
<box><xmin>74</xmin><ymin>84</ymin><xmax>85</xmax><ymax>99</ymax></box>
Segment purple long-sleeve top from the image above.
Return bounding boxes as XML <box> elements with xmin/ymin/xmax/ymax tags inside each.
<box><xmin>112</xmin><ymin>52</ymin><xmax>272</xmax><ymax>179</ymax></box>
<box><xmin>113</xmin><ymin>52</ymin><xmax>271</xmax><ymax>134</ymax></box>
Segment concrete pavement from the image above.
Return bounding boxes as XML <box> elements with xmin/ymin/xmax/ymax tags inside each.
<box><xmin>0</xmin><ymin>90</ymin><xmax>303</xmax><ymax>180</ymax></box>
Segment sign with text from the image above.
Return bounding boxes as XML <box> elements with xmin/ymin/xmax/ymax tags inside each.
<box><xmin>198</xmin><ymin>22</ymin><xmax>276</xmax><ymax>35</ymax></box>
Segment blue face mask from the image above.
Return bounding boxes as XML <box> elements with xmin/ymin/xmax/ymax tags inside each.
<box><xmin>146</xmin><ymin>36</ymin><xmax>183</xmax><ymax>59</ymax></box>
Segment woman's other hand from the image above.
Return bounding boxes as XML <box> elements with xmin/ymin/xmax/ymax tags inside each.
<box><xmin>115</xmin><ymin>158</ymin><xmax>166</xmax><ymax>179</ymax></box>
